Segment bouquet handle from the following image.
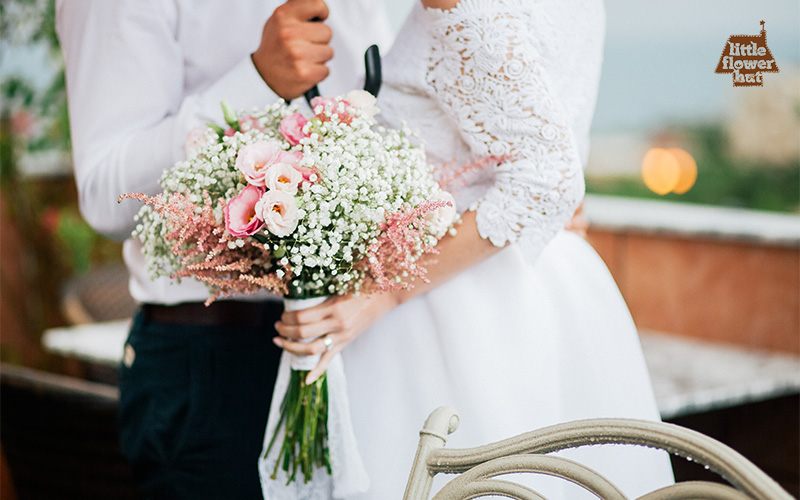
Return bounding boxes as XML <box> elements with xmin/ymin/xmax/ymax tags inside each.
<box><xmin>259</xmin><ymin>297</ymin><xmax>369</xmax><ymax>499</ymax></box>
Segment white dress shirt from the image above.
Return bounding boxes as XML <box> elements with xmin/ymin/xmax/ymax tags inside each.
<box><xmin>56</xmin><ymin>0</ymin><xmax>393</xmax><ymax>304</ymax></box>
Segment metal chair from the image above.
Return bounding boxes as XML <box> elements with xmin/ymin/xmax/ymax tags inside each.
<box><xmin>404</xmin><ymin>407</ymin><xmax>794</xmax><ymax>500</ymax></box>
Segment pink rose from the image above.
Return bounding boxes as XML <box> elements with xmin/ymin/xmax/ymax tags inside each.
<box><xmin>278</xmin><ymin>150</ymin><xmax>302</xmax><ymax>167</ymax></box>
<box><xmin>235</xmin><ymin>141</ymin><xmax>285</xmax><ymax>186</ymax></box>
<box><xmin>279</xmin><ymin>113</ymin><xmax>309</xmax><ymax>145</ymax></box>
<box><xmin>293</xmin><ymin>164</ymin><xmax>316</xmax><ymax>182</ymax></box>
<box><xmin>239</xmin><ymin>115</ymin><xmax>265</xmax><ymax>133</ymax></box>
<box><xmin>255</xmin><ymin>190</ymin><xmax>299</xmax><ymax>237</ymax></box>
<box><xmin>311</xmin><ymin>95</ymin><xmax>356</xmax><ymax>124</ymax></box>
<box><xmin>224</xmin><ymin>185</ymin><xmax>266</xmax><ymax>237</ymax></box>
<box><xmin>310</xmin><ymin>96</ymin><xmax>336</xmax><ymax>115</ymax></box>
<box><xmin>276</xmin><ymin>150</ymin><xmax>314</xmax><ymax>182</ymax></box>
<box><xmin>224</xmin><ymin>115</ymin><xmax>265</xmax><ymax>136</ymax></box>
<box><xmin>311</xmin><ymin>95</ymin><xmax>357</xmax><ymax>123</ymax></box>
<box><xmin>266</xmin><ymin>163</ymin><xmax>303</xmax><ymax>195</ymax></box>
<box><xmin>271</xmin><ymin>150</ymin><xmax>313</xmax><ymax>182</ymax></box>
<box><xmin>184</xmin><ymin>126</ymin><xmax>213</xmax><ymax>158</ymax></box>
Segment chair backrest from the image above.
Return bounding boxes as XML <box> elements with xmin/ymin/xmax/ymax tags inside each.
<box><xmin>0</xmin><ymin>363</ymin><xmax>138</xmax><ymax>500</ymax></box>
<box><xmin>404</xmin><ymin>407</ymin><xmax>794</xmax><ymax>500</ymax></box>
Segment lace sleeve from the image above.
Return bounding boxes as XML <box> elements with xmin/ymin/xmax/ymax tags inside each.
<box><xmin>425</xmin><ymin>0</ymin><xmax>585</xmax><ymax>262</ymax></box>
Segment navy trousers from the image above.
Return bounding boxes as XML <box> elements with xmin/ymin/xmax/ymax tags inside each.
<box><xmin>118</xmin><ymin>303</ymin><xmax>283</xmax><ymax>499</ymax></box>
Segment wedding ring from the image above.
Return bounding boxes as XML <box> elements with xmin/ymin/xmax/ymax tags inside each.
<box><xmin>323</xmin><ymin>336</ymin><xmax>333</xmax><ymax>351</ymax></box>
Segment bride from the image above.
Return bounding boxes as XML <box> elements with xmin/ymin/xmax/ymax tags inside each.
<box><xmin>274</xmin><ymin>0</ymin><xmax>675</xmax><ymax>497</ymax></box>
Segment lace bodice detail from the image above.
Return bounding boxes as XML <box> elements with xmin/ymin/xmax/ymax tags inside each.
<box><xmin>378</xmin><ymin>0</ymin><xmax>604</xmax><ymax>262</ymax></box>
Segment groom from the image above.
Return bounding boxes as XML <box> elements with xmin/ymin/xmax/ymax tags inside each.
<box><xmin>56</xmin><ymin>0</ymin><xmax>392</xmax><ymax>498</ymax></box>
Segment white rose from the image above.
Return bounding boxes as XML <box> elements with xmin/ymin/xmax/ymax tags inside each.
<box><xmin>344</xmin><ymin>89</ymin><xmax>378</xmax><ymax>117</ymax></box>
<box><xmin>426</xmin><ymin>191</ymin><xmax>458</xmax><ymax>236</ymax></box>
<box><xmin>265</xmin><ymin>162</ymin><xmax>303</xmax><ymax>195</ymax></box>
<box><xmin>255</xmin><ymin>190</ymin><xmax>300</xmax><ymax>237</ymax></box>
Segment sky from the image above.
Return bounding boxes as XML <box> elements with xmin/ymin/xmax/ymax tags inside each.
<box><xmin>385</xmin><ymin>0</ymin><xmax>800</xmax><ymax>132</ymax></box>
<box><xmin>595</xmin><ymin>0</ymin><xmax>800</xmax><ymax>131</ymax></box>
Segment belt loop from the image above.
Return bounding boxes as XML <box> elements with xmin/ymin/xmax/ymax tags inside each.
<box><xmin>135</xmin><ymin>305</ymin><xmax>150</xmax><ymax>328</ymax></box>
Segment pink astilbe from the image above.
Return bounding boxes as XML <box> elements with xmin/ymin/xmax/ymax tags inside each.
<box><xmin>121</xmin><ymin>191</ymin><xmax>287</xmax><ymax>304</ymax></box>
<box><xmin>239</xmin><ymin>272</ymin><xmax>288</xmax><ymax>292</ymax></box>
<box><xmin>364</xmin><ymin>200</ymin><xmax>451</xmax><ymax>292</ymax></box>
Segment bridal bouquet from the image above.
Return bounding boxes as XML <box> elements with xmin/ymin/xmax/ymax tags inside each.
<box><xmin>123</xmin><ymin>90</ymin><xmax>457</xmax><ymax>496</ymax></box>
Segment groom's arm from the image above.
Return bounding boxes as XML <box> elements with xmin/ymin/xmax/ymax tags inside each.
<box><xmin>56</xmin><ymin>0</ymin><xmax>335</xmax><ymax>240</ymax></box>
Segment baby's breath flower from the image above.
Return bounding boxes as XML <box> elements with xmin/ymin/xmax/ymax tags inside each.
<box><xmin>132</xmin><ymin>93</ymin><xmax>448</xmax><ymax>298</ymax></box>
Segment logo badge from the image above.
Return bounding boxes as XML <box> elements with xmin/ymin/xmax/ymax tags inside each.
<box><xmin>715</xmin><ymin>21</ymin><xmax>779</xmax><ymax>87</ymax></box>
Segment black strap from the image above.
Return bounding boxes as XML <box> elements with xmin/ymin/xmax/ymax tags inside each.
<box><xmin>363</xmin><ymin>44</ymin><xmax>382</xmax><ymax>98</ymax></box>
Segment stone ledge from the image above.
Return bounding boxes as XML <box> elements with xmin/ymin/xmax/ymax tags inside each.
<box><xmin>43</xmin><ymin>320</ymin><xmax>130</xmax><ymax>366</ymax></box>
<box><xmin>640</xmin><ymin>330</ymin><xmax>800</xmax><ymax>419</ymax></box>
<box><xmin>584</xmin><ymin>194</ymin><xmax>800</xmax><ymax>247</ymax></box>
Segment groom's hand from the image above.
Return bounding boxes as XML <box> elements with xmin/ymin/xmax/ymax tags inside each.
<box><xmin>252</xmin><ymin>0</ymin><xmax>333</xmax><ymax>101</ymax></box>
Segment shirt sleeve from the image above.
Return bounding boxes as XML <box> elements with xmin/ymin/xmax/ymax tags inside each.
<box><xmin>425</xmin><ymin>0</ymin><xmax>585</xmax><ymax>263</ymax></box>
<box><xmin>56</xmin><ymin>0</ymin><xmax>280</xmax><ymax>240</ymax></box>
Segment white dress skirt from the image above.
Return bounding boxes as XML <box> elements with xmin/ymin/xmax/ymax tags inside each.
<box><xmin>339</xmin><ymin>1</ymin><xmax>675</xmax><ymax>498</ymax></box>
<box><xmin>343</xmin><ymin>233</ymin><xmax>674</xmax><ymax>499</ymax></box>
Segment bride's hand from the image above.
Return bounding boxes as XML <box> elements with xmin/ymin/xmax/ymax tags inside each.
<box><xmin>274</xmin><ymin>293</ymin><xmax>399</xmax><ymax>384</ymax></box>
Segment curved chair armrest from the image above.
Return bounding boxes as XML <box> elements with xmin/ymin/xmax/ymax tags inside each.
<box><xmin>404</xmin><ymin>407</ymin><xmax>794</xmax><ymax>500</ymax></box>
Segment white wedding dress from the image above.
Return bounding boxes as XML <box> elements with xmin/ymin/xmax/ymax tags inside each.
<box><xmin>341</xmin><ymin>1</ymin><xmax>675</xmax><ymax>498</ymax></box>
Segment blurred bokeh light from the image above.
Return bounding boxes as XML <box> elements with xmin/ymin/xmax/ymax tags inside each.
<box><xmin>641</xmin><ymin>147</ymin><xmax>697</xmax><ymax>195</ymax></box>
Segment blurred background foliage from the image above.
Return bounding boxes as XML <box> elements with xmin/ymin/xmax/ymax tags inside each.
<box><xmin>583</xmin><ymin>0</ymin><xmax>799</xmax><ymax>213</ymax></box>
<box><xmin>587</xmin><ymin>124</ymin><xmax>800</xmax><ymax>212</ymax></box>
<box><xmin>1</xmin><ymin>0</ymin><xmax>121</xmax><ymax>367</ymax></box>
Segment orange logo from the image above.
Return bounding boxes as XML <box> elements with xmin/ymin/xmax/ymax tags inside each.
<box><xmin>715</xmin><ymin>21</ymin><xmax>779</xmax><ymax>87</ymax></box>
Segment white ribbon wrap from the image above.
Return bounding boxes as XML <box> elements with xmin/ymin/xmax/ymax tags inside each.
<box><xmin>259</xmin><ymin>296</ymin><xmax>369</xmax><ymax>499</ymax></box>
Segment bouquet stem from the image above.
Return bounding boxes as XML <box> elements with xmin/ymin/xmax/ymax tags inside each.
<box><xmin>266</xmin><ymin>370</ymin><xmax>331</xmax><ymax>483</ymax></box>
